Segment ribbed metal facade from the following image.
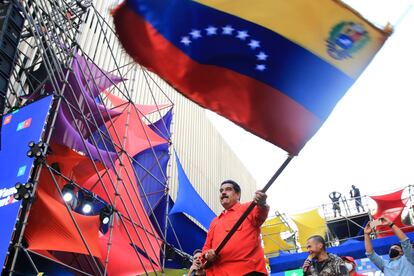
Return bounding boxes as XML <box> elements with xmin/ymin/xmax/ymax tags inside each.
<box><xmin>77</xmin><ymin>0</ymin><xmax>257</xmax><ymax>214</ymax></box>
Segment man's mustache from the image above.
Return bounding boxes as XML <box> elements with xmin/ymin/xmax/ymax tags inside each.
<box><xmin>221</xmin><ymin>195</ymin><xmax>229</xmax><ymax>199</ymax></box>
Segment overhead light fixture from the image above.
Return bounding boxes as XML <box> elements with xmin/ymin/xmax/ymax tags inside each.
<box><xmin>82</xmin><ymin>202</ymin><xmax>92</xmax><ymax>214</ymax></box>
<box><xmin>27</xmin><ymin>141</ymin><xmax>46</xmax><ymax>158</ymax></box>
<box><xmin>99</xmin><ymin>206</ymin><xmax>113</xmax><ymax>225</ymax></box>
<box><xmin>80</xmin><ymin>191</ymin><xmax>93</xmax><ymax>214</ymax></box>
<box><xmin>14</xmin><ymin>182</ymin><xmax>34</xmax><ymax>200</ymax></box>
<box><xmin>62</xmin><ymin>183</ymin><xmax>76</xmax><ymax>203</ymax></box>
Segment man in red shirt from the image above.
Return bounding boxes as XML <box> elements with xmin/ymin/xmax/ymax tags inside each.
<box><xmin>202</xmin><ymin>180</ymin><xmax>269</xmax><ymax>276</ymax></box>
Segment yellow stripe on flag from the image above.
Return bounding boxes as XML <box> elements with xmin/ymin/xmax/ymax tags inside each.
<box><xmin>195</xmin><ymin>0</ymin><xmax>390</xmax><ymax>78</ymax></box>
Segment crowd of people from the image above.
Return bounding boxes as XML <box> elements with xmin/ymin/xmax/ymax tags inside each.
<box><xmin>184</xmin><ymin>180</ymin><xmax>413</xmax><ymax>275</ymax></box>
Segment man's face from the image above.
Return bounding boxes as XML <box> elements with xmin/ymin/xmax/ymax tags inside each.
<box><xmin>306</xmin><ymin>238</ymin><xmax>323</xmax><ymax>258</ymax></box>
<box><xmin>193</xmin><ymin>252</ymin><xmax>202</xmax><ymax>267</ymax></box>
<box><xmin>220</xmin><ymin>183</ymin><xmax>240</xmax><ymax>209</ymax></box>
<box><xmin>389</xmin><ymin>245</ymin><xmax>403</xmax><ymax>257</ymax></box>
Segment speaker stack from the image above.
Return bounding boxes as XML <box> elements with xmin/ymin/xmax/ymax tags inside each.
<box><xmin>0</xmin><ymin>2</ymin><xmax>24</xmax><ymax>114</ymax></box>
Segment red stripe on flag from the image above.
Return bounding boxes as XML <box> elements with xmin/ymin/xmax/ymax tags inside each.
<box><xmin>113</xmin><ymin>4</ymin><xmax>322</xmax><ymax>154</ymax></box>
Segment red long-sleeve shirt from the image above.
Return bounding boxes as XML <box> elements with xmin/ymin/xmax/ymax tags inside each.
<box><xmin>202</xmin><ymin>202</ymin><xmax>269</xmax><ymax>275</ymax></box>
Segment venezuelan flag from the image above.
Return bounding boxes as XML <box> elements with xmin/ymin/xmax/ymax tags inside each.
<box><xmin>113</xmin><ymin>0</ymin><xmax>390</xmax><ymax>154</ymax></box>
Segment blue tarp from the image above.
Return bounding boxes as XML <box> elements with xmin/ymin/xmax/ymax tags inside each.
<box><xmin>149</xmin><ymin>108</ymin><xmax>172</xmax><ymax>140</ymax></box>
<box><xmin>151</xmin><ymin>196</ymin><xmax>207</xmax><ymax>268</ymax></box>
<box><xmin>169</xmin><ymin>153</ymin><xmax>215</xmax><ymax>229</ymax></box>
<box><xmin>269</xmin><ymin>232</ymin><xmax>414</xmax><ymax>272</ymax></box>
<box><xmin>133</xmin><ymin>144</ymin><xmax>169</xmax><ymax>213</ymax></box>
<box><xmin>133</xmin><ymin>109</ymin><xmax>172</xmax><ymax>213</ymax></box>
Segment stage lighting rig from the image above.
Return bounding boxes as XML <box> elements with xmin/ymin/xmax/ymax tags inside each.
<box><xmin>26</xmin><ymin>141</ymin><xmax>47</xmax><ymax>158</ymax></box>
<box><xmin>14</xmin><ymin>181</ymin><xmax>34</xmax><ymax>200</ymax></box>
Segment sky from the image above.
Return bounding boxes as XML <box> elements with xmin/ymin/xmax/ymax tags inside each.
<box><xmin>207</xmin><ymin>0</ymin><xmax>414</xmax><ymax>215</ymax></box>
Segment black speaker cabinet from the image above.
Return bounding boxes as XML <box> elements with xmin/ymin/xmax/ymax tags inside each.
<box><xmin>0</xmin><ymin>2</ymin><xmax>24</xmax><ymax>113</ymax></box>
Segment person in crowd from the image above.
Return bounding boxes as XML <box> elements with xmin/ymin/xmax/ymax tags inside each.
<box><xmin>188</xmin><ymin>249</ymin><xmax>205</xmax><ymax>276</ymax></box>
<box><xmin>202</xmin><ymin>180</ymin><xmax>269</xmax><ymax>276</ymax></box>
<box><xmin>364</xmin><ymin>217</ymin><xmax>414</xmax><ymax>275</ymax></box>
<box><xmin>341</xmin><ymin>256</ymin><xmax>364</xmax><ymax>276</ymax></box>
<box><xmin>302</xmin><ymin>235</ymin><xmax>348</xmax><ymax>275</ymax></box>
<box><xmin>329</xmin><ymin>191</ymin><xmax>342</xmax><ymax>218</ymax></box>
<box><xmin>350</xmin><ymin>185</ymin><xmax>365</xmax><ymax>212</ymax></box>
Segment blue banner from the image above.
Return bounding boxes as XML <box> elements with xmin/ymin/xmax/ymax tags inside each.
<box><xmin>0</xmin><ymin>95</ymin><xmax>53</xmax><ymax>269</ymax></box>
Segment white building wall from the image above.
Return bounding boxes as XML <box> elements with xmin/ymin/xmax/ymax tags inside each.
<box><xmin>78</xmin><ymin>0</ymin><xmax>257</xmax><ymax>214</ymax></box>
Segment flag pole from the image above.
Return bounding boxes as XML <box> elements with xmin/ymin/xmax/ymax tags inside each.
<box><xmin>212</xmin><ymin>154</ymin><xmax>294</xmax><ymax>258</ymax></box>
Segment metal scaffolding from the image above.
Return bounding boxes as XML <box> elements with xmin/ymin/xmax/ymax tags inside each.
<box><xmin>1</xmin><ymin>0</ymin><xmax>190</xmax><ymax>275</ymax></box>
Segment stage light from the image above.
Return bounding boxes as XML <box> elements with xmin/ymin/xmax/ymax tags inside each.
<box><xmin>62</xmin><ymin>183</ymin><xmax>76</xmax><ymax>203</ymax></box>
<box><xmin>82</xmin><ymin>202</ymin><xmax>92</xmax><ymax>214</ymax></box>
<box><xmin>80</xmin><ymin>191</ymin><xmax>93</xmax><ymax>214</ymax></box>
<box><xmin>14</xmin><ymin>181</ymin><xmax>34</xmax><ymax>201</ymax></box>
<box><xmin>27</xmin><ymin>141</ymin><xmax>47</xmax><ymax>158</ymax></box>
<box><xmin>99</xmin><ymin>206</ymin><xmax>113</xmax><ymax>225</ymax></box>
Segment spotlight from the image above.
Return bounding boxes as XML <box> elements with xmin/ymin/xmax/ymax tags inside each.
<box><xmin>80</xmin><ymin>191</ymin><xmax>93</xmax><ymax>214</ymax></box>
<box><xmin>99</xmin><ymin>206</ymin><xmax>113</xmax><ymax>225</ymax></box>
<box><xmin>14</xmin><ymin>182</ymin><xmax>34</xmax><ymax>200</ymax></box>
<box><xmin>82</xmin><ymin>202</ymin><xmax>93</xmax><ymax>214</ymax></box>
<box><xmin>27</xmin><ymin>141</ymin><xmax>47</xmax><ymax>158</ymax></box>
<box><xmin>62</xmin><ymin>183</ymin><xmax>76</xmax><ymax>203</ymax></box>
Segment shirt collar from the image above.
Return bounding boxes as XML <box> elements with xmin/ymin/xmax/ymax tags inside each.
<box><xmin>219</xmin><ymin>202</ymin><xmax>241</xmax><ymax>217</ymax></box>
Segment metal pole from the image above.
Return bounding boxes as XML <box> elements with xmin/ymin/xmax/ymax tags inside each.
<box><xmin>212</xmin><ymin>155</ymin><xmax>294</xmax><ymax>258</ymax></box>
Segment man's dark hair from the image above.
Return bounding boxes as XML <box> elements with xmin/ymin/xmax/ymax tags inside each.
<box><xmin>193</xmin><ymin>249</ymin><xmax>202</xmax><ymax>256</ymax></box>
<box><xmin>391</xmin><ymin>243</ymin><xmax>402</xmax><ymax>250</ymax></box>
<box><xmin>220</xmin><ymin>180</ymin><xmax>241</xmax><ymax>194</ymax></box>
<box><xmin>308</xmin><ymin>235</ymin><xmax>326</xmax><ymax>250</ymax></box>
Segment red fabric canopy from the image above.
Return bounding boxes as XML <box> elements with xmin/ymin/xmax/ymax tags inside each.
<box><xmin>99</xmin><ymin>219</ymin><xmax>161</xmax><ymax>275</ymax></box>
<box><xmin>25</xmin><ymin>143</ymin><xmax>162</xmax><ymax>274</ymax></box>
<box><xmin>77</xmin><ymin>159</ymin><xmax>162</xmax><ymax>273</ymax></box>
<box><xmin>25</xmin><ymin>181</ymin><xmax>102</xmax><ymax>258</ymax></box>
<box><xmin>370</xmin><ymin>188</ymin><xmax>414</xmax><ymax>237</ymax></box>
<box><xmin>104</xmin><ymin>91</ymin><xmax>167</xmax><ymax>156</ymax></box>
<box><xmin>39</xmin><ymin>143</ymin><xmax>104</xmax><ymax>198</ymax></box>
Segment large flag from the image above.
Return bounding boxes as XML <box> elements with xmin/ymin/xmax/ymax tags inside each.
<box><xmin>113</xmin><ymin>0</ymin><xmax>390</xmax><ymax>154</ymax></box>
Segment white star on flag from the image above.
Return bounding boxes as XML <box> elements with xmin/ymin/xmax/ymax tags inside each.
<box><xmin>248</xmin><ymin>39</ymin><xmax>260</xmax><ymax>49</ymax></box>
<box><xmin>236</xmin><ymin>30</ymin><xmax>249</xmax><ymax>40</ymax></box>
<box><xmin>190</xmin><ymin>29</ymin><xmax>202</xmax><ymax>39</ymax></box>
<box><xmin>180</xmin><ymin>36</ymin><xmax>191</xmax><ymax>46</ymax></box>
<box><xmin>222</xmin><ymin>25</ymin><xmax>234</xmax><ymax>35</ymax></box>
<box><xmin>256</xmin><ymin>51</ymin><xmax>268</xmax><ymax>61</ymax></box>
<box><xmin>256</xmin><ymin>64</ymin><xmax>266</xmax><ymax>71</ymax></box>
<box><xmin>205</xmin><ymin>26</ymin><xmax>218</xmax><ymax>35</ymax></box>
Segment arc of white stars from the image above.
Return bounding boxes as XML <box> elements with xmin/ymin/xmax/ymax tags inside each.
<box><xmin>248</xmin><ymin>39</ymin><xmax>261</xmax><ymax>49</ymax></box>
<box><xmin>190</xmin><ymin>29</ymin><xmax>202</xmax><ymax>39</ymax></box>
<box><xmin>222</xmin><ymin>25</ymin><xmax>234</xmax><ymax>35</ymax></box>
<box><xmin>236</xmin><ymin>30</ymin><xmax>249</xmax><ymax>40</ymax></box>
<box><xmin>256</xmin><ymin>64</ymin><xmax>266</xmax><ymax>71</ymax></box>
<box><xmin>180</xmin><ymin>36</ymin><xmax>191</xmax><ymax>46</ymax></box>
<box><xmin>256</xmin><ymin>51</ymin><xmax>268</xmax><ymax>61</ymax></box>
<box><xmin>205</xmin><ymin>26</ymin><xmax>218</xmax><ymax>35</ymax></box>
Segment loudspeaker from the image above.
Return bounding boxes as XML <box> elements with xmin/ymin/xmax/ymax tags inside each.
<box><xmin>0</xmin><ymin>2</ymin><xmax>24</xmax><ymax>114</ymax></box>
